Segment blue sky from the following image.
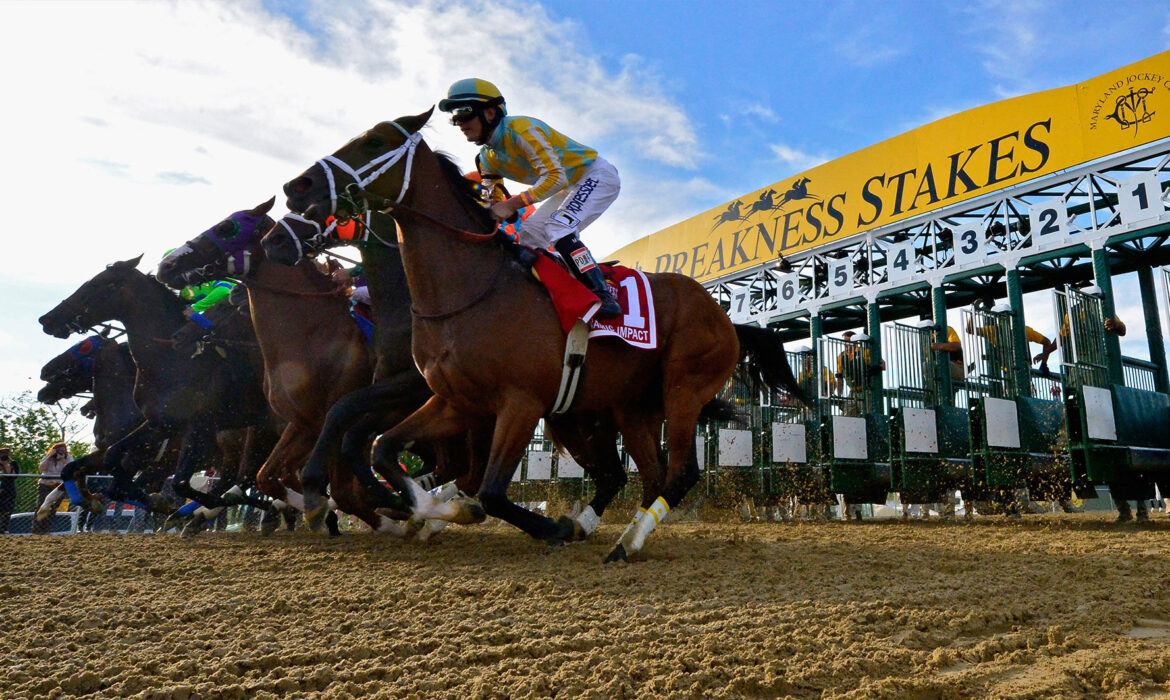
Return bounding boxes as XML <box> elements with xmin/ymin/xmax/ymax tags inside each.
<box><xmin>0</xmin><ymin>0</ymin><xmax>1168</xmax><ymax>408</ymax></box>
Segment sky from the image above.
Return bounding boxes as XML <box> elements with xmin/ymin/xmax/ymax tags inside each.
<box><xmin>1</xmin><ymin>0</ymin><xmax>1169</xmax><ymax>408</ymax></box>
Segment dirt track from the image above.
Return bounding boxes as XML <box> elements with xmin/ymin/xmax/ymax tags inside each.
<box><xmin>2</xmin><ymin>514</ymin><xmax>1170</xmax><ymax>698</ymax></box>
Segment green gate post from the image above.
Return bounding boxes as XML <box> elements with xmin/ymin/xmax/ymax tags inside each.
<box><xmin>1091</xmin><ymin>247</ymin><xmax>1125</xmax><ymax>386</ymax></box>
<box><xmin>1005</xmin><ymin>267</ymin><xmax>1034</xmax><ymax>397</ymax></box>
<box><xmin>1137</xmin><ymin>266</ymin><xmax>1170</xmax><ymax>393</ymax></box>
<box><xmin>931</xmin><ymin>286</ymin><xmax>953</xmax><ymax>402</ymax></box>
<box><xmin>866</xmin><ymin>299</ymin><xmax>884</xmax><ymax>412</ymax></box>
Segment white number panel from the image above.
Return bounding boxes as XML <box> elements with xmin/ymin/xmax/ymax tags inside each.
<box><xmin>952</xmin><ymin>225</ymin><xmax>984</xmax><ymax>266</ymax></box>
<box><xmin>1117</xmin><ymin>172</ymin><xmax>1166</xmax><ymax>226</ymax></box>
<box><xmin>1028</xmin><ymin>198</ymin><xmax>1069</xmax><ymax>246</ymax></box>
<box><xmin>828</xmin><ymin>259</ymin><xmax>854</xmax><ymax>296</ymax></box>
<box><xmin>886</xmin><ymin>240</ymin><xmax>915</xmax><ymax>283</ymax></box>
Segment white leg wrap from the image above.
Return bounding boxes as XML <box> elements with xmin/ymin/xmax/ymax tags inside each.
<box><xmin>575</xmin><ymin>505</ymin><xmax>601</xmax><ymax>536</ymax></box>
<box><xmin>272</xmin><ymin>499</ymin><xmax>287</xmax><ymax>511</ymax></box>
<box><xmin>194</xmin><ymin>506</ymin><xmax>224</xmax><ymax>520</ymax></box>
<box><xmin>433</xmin><ymin>481</ymin><xmax>460</xmax><ymax>502</ymax></box>
<box><xmin>414</xmin><ymin>519</ymin><xmax>448</xmax><ymax>542</ymax></box>
<box><xmin>407</xmin><ymin>478</ymin><xmax>464</xmax><ymax>521</ymax></box>
<box><xmin>225</xmin><ymin>485</ymin><xmax>244</xmax><ymax>498</ymax></box>
<box><xmin>46</xmin><ymin>487</ymin><xmax>67</xmax><ymax>511</ymax></box>
<box><xmin>283</xmin><ymin>490</ymin><xmax>305</xmax><ymax>512</ymax></box>
<box><xmin>628</xmin><ymin>497</ymin><xmax>670</xmax><ymax>553</ymax></box>
<box><xmin>327</xmin><ymin>498</ymin><xmax>338</xmax><ymax>511</ymax></box>
<box><xmin>376</xmin><ymin>516</ymin><xmax>411</xmax><ymax>537</ymax></box>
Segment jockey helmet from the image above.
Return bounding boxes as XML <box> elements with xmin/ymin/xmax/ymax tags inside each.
<box><xmin>439</xmin><ymin>78</ymin><xmax>506</xmax><ymax>114</ymax></box>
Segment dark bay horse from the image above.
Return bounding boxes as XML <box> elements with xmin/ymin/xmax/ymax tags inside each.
<box><xmin>38</xmin><ymin>257</ymin><xmax>281</xmax><ymax>532</ymax></box>
<box><xmin>36</xmin><ymin>336</ymin><xmax>177</xmax><ymax>516</ymax></box>
<box><xmin>157</xmin><ymin>199</ymin><xmax>415</xmax><ymax>536</ymax></box>
<box><xmin>262</xmin><ymin>210</ymin><xmax>492</xmax><ymax>533</ymax></box>
<box><xmin>281</xmin><ymin>110</ymin><xmax>804</xmax><ymax>560</ymax></box>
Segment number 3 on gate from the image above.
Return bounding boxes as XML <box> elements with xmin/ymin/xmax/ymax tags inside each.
<box><xmin>1028</xmin><ymin>198</ymin><xmax>1069</xmax><ymax>246</ymax></box>
<box><xmin>1117</xmin><ymin>172</ymin><xmax>1166</xmax><ymax>226</ymax></box>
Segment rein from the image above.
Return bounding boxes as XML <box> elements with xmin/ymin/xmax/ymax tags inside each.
<box><xmin>409</xmin><ymin>253</ymin><xmax>506</xmax><ymax>321</ymax></box>
<box><xmin>241</xmin><ymin>276</ymin><xmax>349</xmax><ymax>299</ymax></box>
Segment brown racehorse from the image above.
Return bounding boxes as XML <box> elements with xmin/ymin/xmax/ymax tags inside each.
<box><xmin>282</xmin><ymin>110</ymin><xmax>803</xmax><ymax>561</ymax></box>
<box><xmin>158</xmin><ymin>199</ymin><xmax>419</xmax><ymax>537</ymax></box>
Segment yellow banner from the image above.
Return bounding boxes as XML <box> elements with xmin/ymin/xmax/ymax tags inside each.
<box><xmin>610</xmin><ymin>51</ymin><xmax>1170</xmax><ymax>282</ymax></box>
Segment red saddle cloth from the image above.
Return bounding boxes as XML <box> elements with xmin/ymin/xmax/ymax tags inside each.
<box><xmin>532</xmin><ymin>255</ymin><xmax>658</xmax><ymax>350</ymax></box>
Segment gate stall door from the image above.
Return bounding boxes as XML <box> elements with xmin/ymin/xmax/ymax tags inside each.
<box><xmin>1053</xmin><ymin>285</ymin><xmax>1109</xmax><ymax>390</ymax></box>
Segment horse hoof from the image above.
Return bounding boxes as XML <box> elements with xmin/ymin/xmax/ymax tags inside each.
<box><xmin>260</xmin><ymin>512</ymin><xmax>281</xmax><ymax>537</ymax></box>
<box><xmin>555</xmin><ymin>515</ymin><xmax>588</xmax><ymax>541</ymax></box>
<box><xmin>180</xmin><ymin>514</ymin><xmax>204</xmax><ymax>538</ymax></box>
<box><xmin>303</xmin><ymin>504</ymin><xmax>329</xmax><ymax>532</ymax></box>
<box><xmin>603</xmin><ymin>544</ymin><xmax>629</xmax><ymax>564</ymax></box>
<box><xmin>414</xmin><ymin>519</ymin><xmax>447</xmax><ymax>543</ymax></box>
<box><xmin>450</xmin><ymin>497</ymin><xmax>486</xmax><ymax>525</ymax></box>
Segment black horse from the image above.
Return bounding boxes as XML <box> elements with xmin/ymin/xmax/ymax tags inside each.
<box><xmin>37</xmin><ymin>335</ymin><xmax>177</xmax><ymax>517</ymax></box>
<box><xmin>38</xmin><ymin>256</ymin><xmax>281</xmax><ymax>533</ymax></box>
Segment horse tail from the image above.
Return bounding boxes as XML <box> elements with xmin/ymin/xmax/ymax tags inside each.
<box><xmin>733</xmin><ymin>324</ymin><xmax>813</xmax><ymax>408</ymax></box>
<box><xmin>699</xmin><ymin>398</ymin><xmax>741</xmax><ymax>424</ymax></box>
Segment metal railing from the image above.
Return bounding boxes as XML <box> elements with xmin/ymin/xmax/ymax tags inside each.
<box><xmin>1055</xmin><ymin>285</ymin><xmax>1109</xmax><ymax>390</ymax></box>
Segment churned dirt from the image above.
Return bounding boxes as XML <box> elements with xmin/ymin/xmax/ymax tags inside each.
<box><xmin>2</xmin><ymin>513</ymin><xmax>1170</xmax><ymax>699</ymax></box>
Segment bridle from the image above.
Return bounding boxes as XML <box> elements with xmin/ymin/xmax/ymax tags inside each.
<box><xmin>292</xmin><ymin>119</ymin><xmax>506</xmax><ymax>320</ymax></box>
<box><xmin>315</xmin><ymin>121</ymin><xmax>423</xmax><ymax>219</ymax></box>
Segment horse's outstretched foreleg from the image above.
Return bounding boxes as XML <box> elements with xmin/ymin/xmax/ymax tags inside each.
<box><xmin>255</xmin><ymin>423</ymin><xmax>310</xmax><ymax>520</ymax></box>
<box><xmin>372</xmin><ymin>394</ymin><xmax>485</xmax><ymax>526</ymax></box>
<box><xmin>300</xmin><ymin>377</ymin><xmax>426</xmax><ymax>525</ymax></box>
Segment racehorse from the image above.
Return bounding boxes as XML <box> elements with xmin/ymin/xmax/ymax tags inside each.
<box><xmin>36</xmin><ymin>336</ymin><xmax>177</xmax><ymax>517</ymax></box>
<box><xmin>38</xmin><ymin>257</ymin><xmax>281</xmax><ymax>534</ymax></box>
<box><xmin>280</xmin><ymin>110</ymin><xmax>805</xmax><ymax>561</ymax></box>
<box><xmin>158</xmin><ymin>199</ymin><xmax>416</xmax><ymax>536</ymax></box>
<box><xmin>264</xmin><ymin>208</ymin><xmax>638</xmax><ymax>541</ymax></box>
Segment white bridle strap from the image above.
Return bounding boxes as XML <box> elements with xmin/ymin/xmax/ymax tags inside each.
<box><xmin>315</xmin><ymin>122</ymin><xmax>422</xmax><ymax>215</ymax></box>
<box><xmin>277</xmin><ymin>214</ymin><xmax>338</xmax><ymax>261</ymax></box>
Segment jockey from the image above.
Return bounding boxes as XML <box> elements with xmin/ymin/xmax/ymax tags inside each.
<box><xmin>180</xmin><ymin>278</ymin><xmax>236</xmax><ymax>330</ymax></box>
<box><xmin>440</xmin><ymin>78</ymin><xmax>622</xmax><ymax>317</ymax></box>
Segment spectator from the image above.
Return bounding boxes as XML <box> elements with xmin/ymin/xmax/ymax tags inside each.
<box><xmin>0</xmin><ymin>447</ymin><xmax>17</xmax><ymax>534</ymax></box>
<box><xmin>34</xmin><ymin>442</ymin><xmax>71</xmax><ymax>535</ymax></box>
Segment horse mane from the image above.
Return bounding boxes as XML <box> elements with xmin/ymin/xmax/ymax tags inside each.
<box><xmin>433</xmin><ymin>151</ymin><xmax>495</xmax><ymax>234</ymax></box>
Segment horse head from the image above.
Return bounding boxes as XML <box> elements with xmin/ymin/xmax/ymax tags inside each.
<box><xmin>37</xmin><ymin>335</ymin><xmax>105</xmax><ymax>403</ymax></box>
<box><xmin>281</xmin><ymin>109</ymin><xmax>434</xmax><ymax>227</ymax></box>
<box><xmin>156</xmin><ymin>198</ymin><xmax>275</xmax><ymax>289</ymax></box>
<box><xmin>39</xmin><ymin>255</ymin><xmax>144</xmax><ymax>338</ymax></box>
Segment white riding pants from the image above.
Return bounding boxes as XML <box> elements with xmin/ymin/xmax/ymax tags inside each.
<box><xmin>515</xmin><ymin>157</ymin><xmax>620</xmax><ymax>250</ymax></box>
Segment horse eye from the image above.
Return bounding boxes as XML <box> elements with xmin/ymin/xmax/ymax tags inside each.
<box><xmin>216</xmin><ymin>221</ymin><xmax>240</xmax><ymax>240</ymax></box>
<box><xmin>365</xmin><ymin>136</ymin><xmax>385</xmax><ymax>151</ymax></box>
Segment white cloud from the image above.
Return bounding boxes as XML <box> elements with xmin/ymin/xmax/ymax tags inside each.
<box><xmin>0</xmin><ymin>0</ymin><xmax>701</xmax><ymax>398</ymax></box>
<box><xmin>742</xmin><ymin>104</ymin><xmax>779</xmax><ymax>123</ymax></box>
<box><xmin>769</xmin><ymin>143</ymin><xmax>829</xmax><ymax>173</ymax></box>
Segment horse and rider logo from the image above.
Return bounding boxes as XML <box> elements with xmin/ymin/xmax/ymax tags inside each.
<box><xmin>711</xmin><ymin>177</ymin><xmax>820</xmax><ymax>231</ymax></box>
<box><xmin>1105</xmin><ymin>86</ymin><xmax>1156</xmax><ymax>136</ymax></box>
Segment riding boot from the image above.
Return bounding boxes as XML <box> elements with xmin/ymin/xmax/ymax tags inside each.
<box><xmin>554</xmin><ymin>234</ymin><xmax>621</xmax><ymax>317</ymax></box>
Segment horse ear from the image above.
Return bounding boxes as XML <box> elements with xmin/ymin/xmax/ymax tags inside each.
<box><xmin>250</xmin><ymin>197</ymin><xmax>276</xmax><ymax>216</ymax></box>
<box><xmin>397</xmin><ymin>107</ymin><xmax>435</xmax><ymax>134</ymax></box>
<box><xmin>111</xmin><ymin>254</ymin><xmax>144</xmax><ymax>270</ymax></box>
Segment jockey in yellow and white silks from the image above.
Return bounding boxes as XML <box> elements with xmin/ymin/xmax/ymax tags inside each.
<box><xmin>439</xmin><ymin>78</ymin><xmax>622</xmax><ymax>317</ymax></box>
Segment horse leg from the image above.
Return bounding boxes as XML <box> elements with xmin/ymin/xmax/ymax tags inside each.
<box><xmin>545</xmin><ymin>413</ymin><xmax>626</xmax><ymax>540</ymax></box>
<box><xmin>371</xmin><ymin>395</ymin><xmax>487</xmax><ymax>525</ymax></box>
<box><xmin>606</xmin><ymin>399</ymin><xmax>704</xmax><ymax>563</ymax></box>
<box><xmin>255</xmin><ymin>424</ymin><xmax>302</xmax><ymax>533</ymax></box>
<box><xmin>171</xmin><ymin>419</ymin><xmax>225</xmax><ymax>537</ymax></box>
<box><xmin>470</xmin><ymin>396</ymin><xmax>575</xmax><ymax>543</ymax></box>
<box><xmin>104</xmin><ymin>422</ymin><xmax>172</xmax><ymax>512</ymax></box>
